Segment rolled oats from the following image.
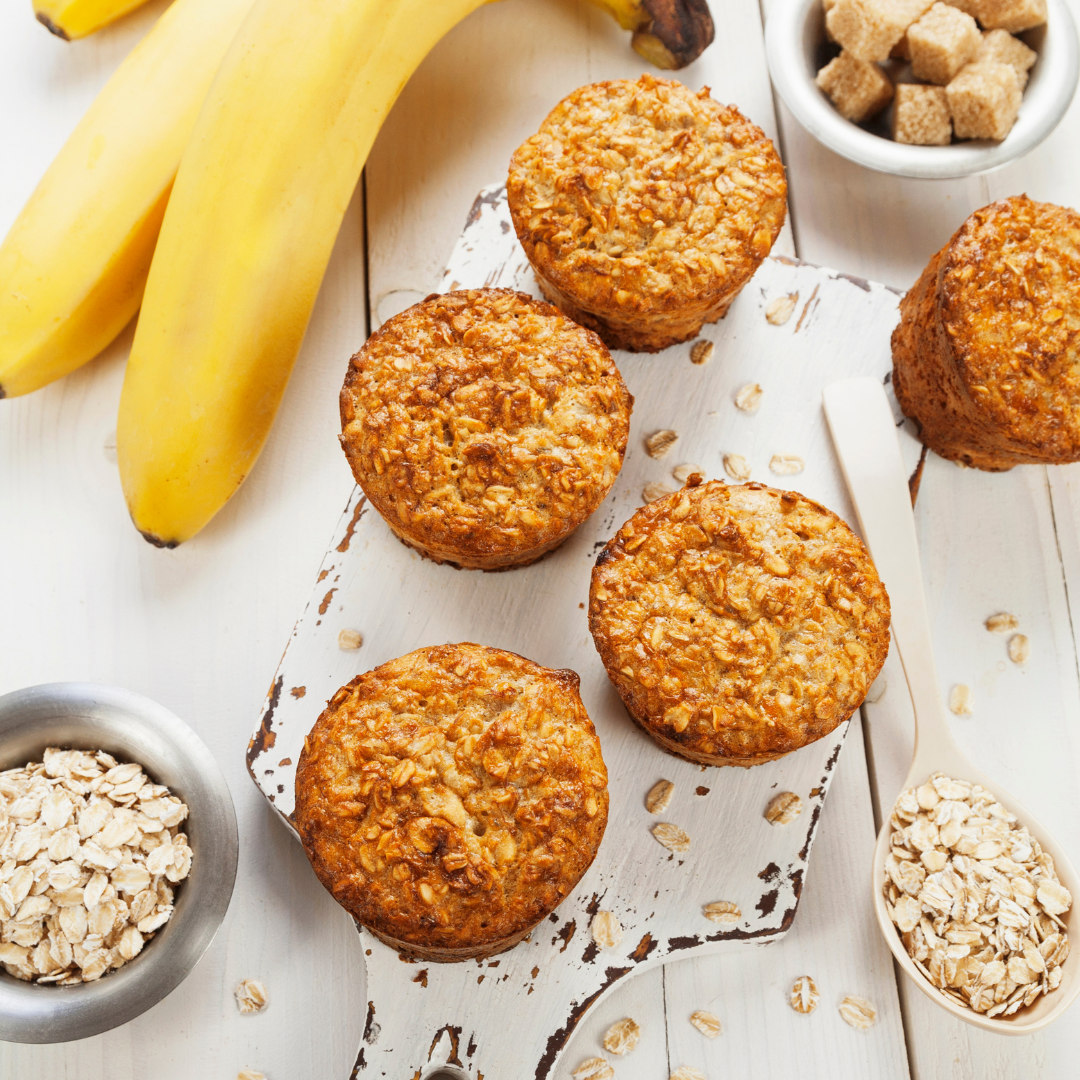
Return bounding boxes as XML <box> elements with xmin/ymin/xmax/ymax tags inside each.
<box><xmin>338</xmin><ymin>628</ymin><xmax>363</xmax><ymax>650</ymax></box>
<box><xmin>670</xmin><ymin>1068</ymin><xmax>707</xmax><ymax>1080</ymax></box>
<box><xmin>603</xmin><ymin>1017</ymin><xmax>640</xmax><ymax>1055</ymax></box>
<box><xmin>949</xmin><ymin>684</ymin><xmax>974</xmax><ymax>715</ymax></box>
<box><xmin>690</xmin><ymin>340</ymin><xmax>714</xmax><ymax>365</ymax></box>
<box><xmin>723</xmin><ymin>453</ymin><xmax>751</xmax><ymax>481</ymax></box>
<box><xmin>734</xmin><ymin>383</ymin><xmax>763</xmax><ymax>413</ymax></box>
<box><xmin>672</xmin><ymin>463</ymin><xmax>705</xmax><ymax>485</ymax></box>
<box><xmin>986</xmin><ymin>612</ymin><xmax>1019</xmax><ymax>633</ymax></box>
<box><xmin>790</xmin><ymin>975</ymin><xmax>819</xmax><ymax>1013</ymax></box>
<box><xmin>573</xmin><ymin>1058</ymin><xmax>615</xmax><ymax>1080</ymax></box>
<box><xmin>646</xmin><ymin>430</ymin><xmax>679</xmax><ymax>459</ymax></box>
<box><xmin>0</xmin><ymin>749</ymin><xmax>191</xmax><ymax>986</ymax></box>
<box><xmin>689</xmin><ymin>1009</ymin><xmax>721</xmax><ymax>1038</ymax></box>
<box><xmin>652</xmin><ymin>823</ymin><xmax>690</xmax><ymax>853</ymax></box>
<box><xmin>235</xmin><ymin>978</ymin><xmax>269</xmax><ymax>1014</ymax></box>
<box><xmin>702</xmin><ymin>901</ymin><xmax>740</xmax><ymax>926</ymax></box>
<box><xmin>839</xmin><ymin>996</ymin><xmax>877</xmax><ymax>1029</ymax></box>
<box><xmin>591</xmin><ymin>910</ymin><xmax>623</xmax><ymax>949</ymax></box>
<box><xmin>766</xmin><ymin>293</ymin><xmax>799</xmax><ymax>325</ymax></box>
<box><xmin>765</xmin><ymin>792</ymin><xmax>802</xmax><ymax>826</ymax></box>
<box><xmin>643</xmin><ymin>481</ymin><xmax>677</xmax><ymax>504</ymax></box>
<box><xmin>645</xmin><ymin>779</ymin><xmax>675</xmax><ymax>815</ymax></box>
<box><xmin>884</xmin><ymin>772</ymin><xmax>1071</xmax><ymax>1018</ymax></box>
<box><xmin>238</xmin><ymin>1072</ymin><xmax>266</xmax><ymax>1080</ymax></box>
<box><xmin>769</xmin><ymin>454</ymin><xmax>804</xmax><ymax>476</ymax></box>
<box><xmin>1008</xmin><ymin>634</ymin><xmax>1030</xmax><ymax>664</ymax></box>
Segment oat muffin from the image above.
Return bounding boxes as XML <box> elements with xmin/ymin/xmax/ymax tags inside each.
<box><xmin>589</xmin><ymin>479</ymin><xmax>890</xmax><ymax>767</ymax></box>
<box><xmin>294</xmin><ymin>643</ymin><xmax>609</xmax><ymax>961</ymax></box>
<box><xmin>892</xmin><ymin>196</ymin><xmax>1080</xmax><ymax>470</ymax></box>
<box><xmin>507</xmin><ymin>74</ymin><xmax>788</xmax><ymax>352</ymax></box>
<box><xmin>339</xmin><ymin>288</ymin><xmax>632</xmax><ymax>569</ymax></box>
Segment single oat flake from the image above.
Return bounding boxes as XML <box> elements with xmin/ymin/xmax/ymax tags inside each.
<box><xmin>573</xmin><ymin>1057</ymin><xmax>614</xmax><ymax>1080</ymax></box>
<box><xmin>702</xmin><ymin>900</ymin><xmax>741</xmax><ymax>926</ymax></box>
<box><xmin>592</xmin><ymin>910</ymin><xmax>624</xmax><ymax>949</ymax></box>
<box><xmin>769</xmin><ymin>454</ymin><xmax>804</xmax><ymax>476</ymax></box>
<box><xmin>643</xmin><ymin>481</ymin><xmax>677</xmax><ymax>503</ymax></box>
<box><xmin>690</xmin><ymin>340</ymin><xmax>714</xmax><ymax>365</ymax></box>
<box><xmin>672</xmin><ymin>463</ymin><xmax>704</xmax><ymax>484</ymax></box>
<box><xmin>237</xmin><ymin>1072</ymin><xmax>266</xmax><ymax>1080</ymax></box>
<box><xmin>986</xmin><ymin>612</ymin><xmax>1018</xmax><ymax>633</ymax></box>
<box><xmin>689</xmin><ymin>1009</ymin><xmax>721</xmax><ymax>1038</ymax></box>
<box><xmin>603</xmin><ymin>1017</ymin><xmax>641</xmax><ymax>1055</ymax></box>
<box><xmin>646</xmin><ymin>779</ymin><xmax>675</xmax><ymax>815</ymax></box>
<box><xmin>723</xmin><ymin>453</ymin><xmax>751</xmax><ymax>481</ymax></box>
<box><xmin>838</xmin><ymin>996</ymin><xmax>877</xmax><ymax>1030</ymax></box>
<box><xmin>338</xmin><ymin>628</ymin><xmax>363</xmax><ymax>650</ymax></box>
<box><xmin>670</xmin><ymin>1068</ymin><xmax>708</xmax><ymax>1080</ymax></box>
<box><xmin>790</xmin><ymin>975</ymin><xmax>820</xmax><ymax>1014</ymax></box>
<box><xmin>652</xmin><ymin>822</ymin><xmax>691</xmax><ymax>852</ymax></box>
<box><xmin>766</xmin><ymin>293</ymin><xmax>799</xmax><ymax>325</ymax></box>
<box><xmin>765</xmin><ymin>791</ymin><xmax>802</xmax><ymax>826</ymax></box>
<box><xmin>734</xmin><ymin>383</ymin><xmax>763</xmax><ymax>412</ymax></box>
<box><xmin>235</xmin><ymin>978</ymin><xmax>269</xmax><ymax>1014</ymax></box>
<box><xmin>1008</xmin><ymin>634</ymin><xmax>1030</xmax><ymax>664</ymax></box>
<box><xmin>949</xmin><ymin>684</ymin><xmax>974</xmax><ymax>715</ymax></box>
<box><xmin>645</xmin><ymin>430</ymin><xmax>679</xmax><ymax>458</ymax></box>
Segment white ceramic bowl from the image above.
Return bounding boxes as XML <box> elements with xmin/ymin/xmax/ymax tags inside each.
<box><xmin>0</xmin><ymin>683</ymin><xmax>238</xmax><ymax>1043</ymax></box>
<box><xmin>765</xmin><ymin>0</ymin><xmax>1079</xmax><ymax>177</ymax></box>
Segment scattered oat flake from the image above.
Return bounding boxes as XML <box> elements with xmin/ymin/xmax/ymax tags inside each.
<box><xmin>672</xmin><ymin>462</ymin><xmax>704</xmax><ymax>484</ymax></box>
<box><xmin>646</xmin><ymin>779</ymin><xmax>675</xmax><ymax>814</ymax></box>
<box><xmin>702</xmin><ymin>901</ymin><xmax>740</xmax><ymax>926</ymax></box>
<box><xmin>734</xmin><ymin>383</ymin><xmax>763</xmax><ymax>412</ymax></box>
<box><xmin>769</xmin><ymin>454</ymin><xmax>804</xmax><ymax>476</ymax></box>
<box><xmin>766</xmin><ymin>293</ymin><xmax>799</xmax><ymax>325</ymax></box>
<box><xmin>670</xmin><ymin>1068</ymin><xmax>708</xmax><ymax>1080</ymax></box>
<box><xmin>723</xmin><ymin>453</ymin><xmax>751</xmax><ymax>481</ymax></box>
<box><xmin>690</xmin><ymin>340</ymin><xmax>714</xmax><ymax>365</ymax></box>
<box><xmin>573</xmin><ymin>1057</ymin><xmax>614</xmax><ymax>1080</ymax></box>
<box><xmin>790</xmin><ymin>975</ymin><xmax>820</xmax><ymax>1014</ymax></box>
<box><xmin>689</xmin><ymin>1009</ymin><xmax>721</xmax><ymax>1038</ymax></box>
<box><xmin>1008</xmin><ymin>634</ymin><xmax>1030</xmax><ymax>664</ymax></box>
<box><xmin>652</xmin><ymin>822</ymin><xmax>690</xmax><ymax>852</ymax></box>
<box><xmin>338</xmin><ymin>628</ymin><xmax>363</xmax><ymax>650</ymax></box>
<box><xmin>603</xmin><ymin>1017</ymin><xmax>641</xmax><ymax>1055</ymax></box>
<box><xmin>591</xmin><ymin>910</ymin><xmax>623</xmax><ymax>949</ymax></box>
<box><xmin>949</xmin><ymin>684</ymin><xmax>973</xmax><ymax>715</ymax></box>
<box><xmin>235</xmin><ymin>978</ymin><xmax>269</xmax><ymax>1014</ymax></box>
<box><xmin>238</xmin><ymin>1072</ymin><xmax>266</xmax><ymax>1080</ymax></box>
<box><xmin>986</xmin><ymin>612</ymin><xmax>1018</xmax><ymax>633</ymax></box>
<box><xmin>765</xmin><ymin>792</ymin><xmax>802</xmax><ymax>826</ymax></box>
<box><xmin>645</xmin><ymin>430</ymin><xmax>679</xmax><ymax>458</ymax></box>
<box><xmin>643</xmin><ymin>481</ymin><xmax>676</xmax><ymax>503</ymax></box>
<box><xmin>838</xmin><ymin>996</ymin><xmax>876</xmax><ymax>1029</ymax></box>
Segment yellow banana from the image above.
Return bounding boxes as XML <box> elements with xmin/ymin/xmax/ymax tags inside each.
<box><xmin>588</xmin><ymin>0</ymin><xmax>714</xmax><ymax>68</ymax></box>
<box><xmin>34</xmin><ymin>0</ymin><xmax>155</xmax><ymax>40</ymax></box>
<box><xmin>117</xmin><ymin>0</ymin><xmax>492</xmax><ymax>546</ymax></box>
<box><xmin>0</xmin><ymin>0</ymin><xmax>257</xmax><ymax>399</ymax></box>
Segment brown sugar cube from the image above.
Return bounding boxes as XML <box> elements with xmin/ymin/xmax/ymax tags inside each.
<box><xmin>908</xmin><ymin>3</ymin><xmax>982</xmax><ymax>84</ymax></box>
<box><xmin>816</xmin><ymin>51</ymin><xmax>895</xmax><ymax>121</ymax></box>
<box><xmin>826</xmin><ymin>0</ymin><xmax>934</xmax><ymax>60</ymax></box>
<box><xmin>973</xmin><ymin>0</ymin><xmax>1047</xmax><ymax>31</ymax></box>
<box><xmin>892</xmin><ymin>83</ymin><xmax>952</xmax><ymax>143</ymax></box>
<box><xmin>947</xmin><ymin>62</ymin><xmax>1022</xmax><ymax>139</ymax></box>
<box><xmin>976</xmin><ymin>28</ymin><xmax>1037</xmax><ymax>88</ymax></box>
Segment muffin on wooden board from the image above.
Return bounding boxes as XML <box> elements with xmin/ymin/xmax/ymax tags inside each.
<box><xmin>892</xmin><ymin>196</ymin><xmax>1080</xmax><ymax>470</ymax></box>
<box><xmin>340</xmin><ymin>288</ymin><xmax>632</xmax><ymax>569</ymax></box>
<box><xmin>507</xmin><ymin>74</ymin><xmax>788</xmax><ymax>353</ymax></box>
<box><xmin>589</xmin><ymin>479</ymin><xmax>890</xmax><ymax>767</ymax></box>
<box><xmin>294</xmin><ymin>643</ymin><xmax>609</xmax><ymax>962</ymax></box>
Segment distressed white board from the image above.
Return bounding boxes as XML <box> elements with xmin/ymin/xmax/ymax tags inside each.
<box><xmin>247</xmin><ymin>186</ymin><xmax>909</xmax><ymax>1078</ymax></box>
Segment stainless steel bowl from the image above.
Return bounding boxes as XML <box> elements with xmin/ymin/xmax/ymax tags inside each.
<box><xmin>0</xmin><ymin>683</ymin><xmax>238</xmax><ymax>1043</ymax></box>
<box><xmin>765</xmin><ymin>0</ymin><xmax>1079</xmax><ymax>177</ymax></box>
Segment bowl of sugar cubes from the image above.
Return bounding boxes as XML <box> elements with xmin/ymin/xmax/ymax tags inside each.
<box><xmin>765</xmin><ymin>0</ymin><xmax>1079</xmax><ymax>176</ymax></box>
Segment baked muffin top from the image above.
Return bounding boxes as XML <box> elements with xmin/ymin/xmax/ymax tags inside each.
<box><xmin>589</xmin><ymin>481</ymin><xmax>890</xmax><ymax>763</ymax></box>
<box><xmin>294</xmin><ymin>643</ymin><xmax>608</xmax><ymax>955</ymax></box>
<box><xmin>339</xmin><ymin>289</ymin><xmax>631</xmax><ymax>565</ymax></box>
<box><xmin>507</xmin><ymin>74</ymin><xmax>787</xmax><ymax>319</ymax></box>
<box><xmin>940</xmin><ymin>196</ymin><xmax>1080</xmax><ymax>458</ymax></box>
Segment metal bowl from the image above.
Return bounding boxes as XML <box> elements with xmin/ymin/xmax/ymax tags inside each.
<box><xmin>0</xmin><ymin>683</ymin><xmax>238</xmax><ymax>1043</ymax></box>
<box><xmin>765</xmin><ymin>0</ymin><xmax>1079</xmax><ymax>177</ymax></box>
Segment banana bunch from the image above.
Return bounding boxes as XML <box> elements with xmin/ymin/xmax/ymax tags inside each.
<box><xmin>3</xmin><ymin>0</ymin><xmax>714</xmax><ymax>545</ymax></box>
<box><xmin>34</xmin><ymin>0</ymin><xmax>155</xmax><ymax>40</ymax></box>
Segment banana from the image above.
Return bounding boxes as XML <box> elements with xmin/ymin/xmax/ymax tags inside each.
<box><xmin>0</xmin><ymin>0</ymin><xmax>257</xmax><ymax>400</ymax></box>
<box><xmin>117</xmin><ymin>0</ymin><xmax>492</xmax><ymax>546</ymax></box>
<box><xmin>34</xmin><ymin>0</ymin><xmax>153</xmax><ymax>40</ymax></box>
<box><xmin>589</xmin><ymin>0</ymin><xmax>714</xmax><ymax>68</ymax></box>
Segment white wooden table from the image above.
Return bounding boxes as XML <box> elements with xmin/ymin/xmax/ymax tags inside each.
<box><xmin>2</xmin><ymin>1</ymin><xmax>1079</xmax><ymax>1077</ymax></box>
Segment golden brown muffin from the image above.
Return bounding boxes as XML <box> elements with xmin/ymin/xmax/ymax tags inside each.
<box><xmin>339</xmin><ymin>288</ymin><xmax>632</xmax><ymax>569</ymax></box>
<box><xmin>294</xmin><ymin>643</ymin><xmax>609</xmax><ymax>961</ymax></box>
<box><xmin>892</xmin><ymin>196</ymin><xmax>1080</xmax><ymax>470</ymax></box>
<box><xmin>589</xmin><ymin>479</ymin><xmax>890</xmax><ymax>767</ymax></box>
<box><xmin>507</xmin><ymin>74</ymin><xmax>788</xmax><ymax>353</ymax></box>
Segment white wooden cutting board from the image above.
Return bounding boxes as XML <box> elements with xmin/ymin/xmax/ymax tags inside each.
<box><xmin>246</xmin><ymin>185</ymin><xmax>913</xmax><ymax>1079</ymax></box>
